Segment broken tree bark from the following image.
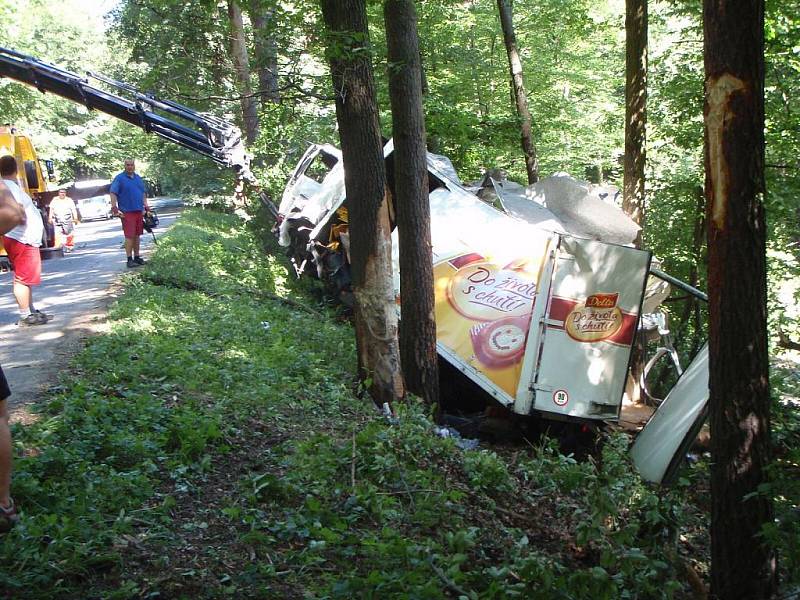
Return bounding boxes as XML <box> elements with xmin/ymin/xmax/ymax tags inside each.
<box><xmin>320</xmin><ymin>0</ymin><xmax>405</xmax><ymax>407</ymax></box>
<box><xmin>384</xmin><ymin>0</ymin><xmax>440</xmax><ymax>409</ymax></box>
<box><xmin>704</xmin><ymin>0</ymin><xmax>777</xmax><ymax>596</ymax></box>
<box><xmin>227</xmin><ymin>0</ymin><xmax>260</xmax><ymax>145</ymax></box>
<box><xmin>496</xmin><ymin>0</ymin><xmax>539</xmax><ymax>184</ymax></box>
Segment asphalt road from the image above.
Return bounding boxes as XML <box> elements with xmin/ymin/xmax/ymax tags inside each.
<box><xmin>0</xmin><ymin>198</ymin><xmax>182</xmax><ymax>411</ymax></box>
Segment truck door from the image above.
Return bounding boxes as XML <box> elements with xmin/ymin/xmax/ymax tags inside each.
<box><xmin>630</xmin><ymin>344</ymin><xmax>709</xmax><ymax>484</ymax></box>
<box><xmin>523</xmin><ymin>236</ymin><xmax>651</xmax><ymax>420</ymax></box>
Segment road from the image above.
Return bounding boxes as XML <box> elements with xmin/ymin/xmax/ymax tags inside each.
<box><xmin>0</xmin><ymin>198</ymin><xmax>182</xmax><ymax>413</ymax></box>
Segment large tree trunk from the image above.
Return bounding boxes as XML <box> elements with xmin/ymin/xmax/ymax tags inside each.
<box><xmin>622</xmin><ymin>0</ymin><xmax>648</xmax><ymax>405</ymax></box>
<box><xmin>227</xmin><ymin>0</ymin><xmax>260</xmax><ymax>145</ymax></box>
<box><xmin>249</xmin><ymin>1</ymin><xmax>280</xmax><ymax>106</ymax></box>
<box><xmin>320</xmin><ymin>0</ymin><xmax>405</xmax><ymax>407</ymax></box>
<box><xmin>623</xmin><ymin>0</ymin><xmax>647</xmax><ymax>246</ymax></box>
<box><xmin>704</xmin><ymin>0</ymin><xmax>776</xmax><ymax>596</ymax></box>
<box><xmin>384</xmin><ymin>0</ymin><xmax>439</xmax><ymax>409</ymax></box>
<box><xmin>496</xmin><ymin>0</ymin><xmax>538</xmax><ymax>184</ymax></box>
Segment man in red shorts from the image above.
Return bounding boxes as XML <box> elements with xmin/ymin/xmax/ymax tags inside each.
<box><xmin>110</xmin><ymin>158</ymin><xmax>149</xmax><ymax>268</ymax></box>
<box><xmin>0</xmin><ymin>179</ymin><xmax>26</xmax><ymax>532</ymax></box>
<box><xmin>0</xmin><ymin>155</ymin><xmax>49</xmax><ymax>326</ymax></box>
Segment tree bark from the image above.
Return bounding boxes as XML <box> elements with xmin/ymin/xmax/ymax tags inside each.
<box><xmin>622</xmin><ymin>0</ymin><xmax>648</xmax><ymax>404</ymax></box>
<box><xmin>249</xmin><ymin>1</ymin><xmax>280</xmax><ymax>106</ymax></box>
<box><xmin>227</xmin><ymin>0</ymin><xmax>260</xmax><ymax>145</ymax></box>
<box><xmin>496</xmin><ymin>0</ymin><xmax>538</xmax><ymax>184</ymax></box>
<box><xmin>623</xmin><ymin>0</ymin><xmax>647</xmax><ymax>247</ymax></box>
<box><xmin>320</xmin><ymin>0</ymin><xmax>405</xmax><ymax>407</ymax></box>
<box><xmin>704</xmin><ymin>0</ymin><xmax>777</xmax><ymax>596</ymax></box>
<box><xmin>384</xmin><ymin>0</ymin><xmax>439</xmax><ymax>409</ymax></box>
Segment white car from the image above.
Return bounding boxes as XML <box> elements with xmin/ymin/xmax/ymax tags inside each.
<box><xmin>71</xmin><ymin>179</ymin><xmax>113</xmax><ymax>221</ymax></box>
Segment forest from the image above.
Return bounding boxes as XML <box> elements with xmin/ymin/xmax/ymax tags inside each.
<box><xmin>0</xmin><ymin>0</ymin><xmax>798</xmax><ymax>598</ymax></box>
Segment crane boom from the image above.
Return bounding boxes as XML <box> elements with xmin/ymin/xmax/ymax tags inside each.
<box><xmin>0</xmin><ymin>46</ymin><xmax>253</xmax><ymax>182</ymax></box>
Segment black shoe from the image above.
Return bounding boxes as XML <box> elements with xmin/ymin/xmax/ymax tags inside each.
<box><xmin>18</xmin><ymin>312</ymin><xmax>47</xmax><ymax>326</ymax></box>
<box><xmin>133</xmin><ymin>256</ymin><xmax>146</xmax><ymax>265</ymax></box>
<box><xmin>33</xmin><ymin>309</ymin><xmax>53</xmax><ymax>322</ymax></box>
<box><xmin>127</xmin><ymin>257</ymin><xmax>136</xmax><ymax>268</ymax></box>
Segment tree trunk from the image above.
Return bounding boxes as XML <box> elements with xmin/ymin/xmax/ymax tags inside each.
<box><xmin>622</xmin><ymin>0</ymin><xmax>648</xmax><ymax>404</ymax></box>
<box><xmin>249</xmin><ymin>1</ymin><xmax>280</xmax><ymax>106</ymax></box>
<box><xmin>704</xmin><ymin>0</ymin><xmax>776</xmax><ymax>596</ymax></box>
<box><xmin>320</xmin><ymin>0</ymin><xmax>405</xmax><ymax>408</ymax></box>
<box><xmin>227</xmin><ymin>0</ymin><xmax>260</xmax><ymax>145</ymax></box>
<box><xmin>496</xmin><ymin>0</ymin><xmax>538</xmax><ymax>184</ymax></box>
<box><xmin>384</xmin><ymin>0</ymin><xmax>439</xmax><ymax>409</ymax></box>
<box><xmin>623</xmin><ymin>0</ymin><xmax>647</xmax><ymax>247</ymax></box>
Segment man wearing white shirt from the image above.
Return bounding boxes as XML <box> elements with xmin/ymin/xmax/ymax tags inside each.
<box><xmin>0</xmin><ymin>155</ymin><xmax>49</xmax><ymax>326</ymax></box>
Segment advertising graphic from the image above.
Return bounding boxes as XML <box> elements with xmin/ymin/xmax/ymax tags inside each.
<box><xmin>547</xmin><ymin>293</ymin><xmax>637</xmax><ymax>347</ymax></box>
<box><xmin>434</xmin><ymin>252</ymin><xmax>545</xmax><ymax>397</ymax></box>
<box><xmin>469</xmin><ymin>314</ymin><xmax>530</xmax><ymax>369</ymax></box>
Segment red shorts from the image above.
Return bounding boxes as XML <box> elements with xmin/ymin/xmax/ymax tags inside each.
<box><xmin>3</xmin><ymin>236</ymin><xmax>41</xmax><ymax>286</ymax></box>
<box><xmin>121</xmin><ymin>211</ymin><xmax>144</xmax><ymax>238</ymax></box>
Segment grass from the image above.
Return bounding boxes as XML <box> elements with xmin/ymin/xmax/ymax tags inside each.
<box><xmin>0</xmin><ymin>207</ymin><xmax>797</xmax><ymax>599</ymax></box>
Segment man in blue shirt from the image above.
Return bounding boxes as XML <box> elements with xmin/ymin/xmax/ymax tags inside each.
<box><xmin>110</xmin><ymin>158</ymin><xmax>149</xmax><ymax>268</ymax></box>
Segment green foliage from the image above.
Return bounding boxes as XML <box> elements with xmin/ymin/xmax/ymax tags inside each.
<box><xmin>1</xmin><ymin>209</ymin><xmax>711</xmax><ymax>598</ymax></box>
<box><xmin>762</xmin><ymin>362</ymin><xmax>800</xmax><ymax>587</ymax></box>
<box><xmin>463</xmin><ymin>450</ymin><xmax>515</xmax><ymax>496</ymax></box>
<box><xmin>0</xmin><ymin>208</ymin><xmax>355</xmax><ymax>597</ymax></box>
<box><xmin>3</xmin><ymin>0</ymin><xmax>799</xmax><ymax>595</ymax></box>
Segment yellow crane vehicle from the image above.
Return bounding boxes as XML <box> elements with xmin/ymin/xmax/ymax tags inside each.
<box><xmin>0</xmin><ymin>124</ymin><xmax>61</xmax><ymax>269</ymax></box>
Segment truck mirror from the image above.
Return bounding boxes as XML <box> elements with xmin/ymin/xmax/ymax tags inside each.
<box><xmin>44</xmin><ymin>159</ymin><xmax>56</xmax><ymax>182</ymax></box>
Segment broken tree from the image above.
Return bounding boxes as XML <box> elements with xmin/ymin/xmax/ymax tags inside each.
<box><xmin>704</xmin><ymin>0</ymin><xmax>777</xmax><ymax>595</ymax></box>
<box><xmin>497</xmin><ymin>0</ymin><xmax>539</xmax><ymax>184</ymax></box>
<box><xmin>320</xmin><ymin>0</ymin><xmax>405</xmax><ymax>407</ymax></box>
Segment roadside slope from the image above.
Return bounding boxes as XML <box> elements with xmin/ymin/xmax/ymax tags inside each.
<box><xmin>12</xmin><ymin>208</ymin><xmax>796</xmax><ymax>599</ymax></box>
<box><xmin>0</xmin><ymin>208</ymin><xmax>705</xmax><ymax>599</ymax></box>
<box><xmin>0</xmin><ymin>200</ymin><xmax>181</xmax><ymax>410</ymax></box>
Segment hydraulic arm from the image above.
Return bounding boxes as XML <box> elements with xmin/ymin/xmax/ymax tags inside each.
<box><xmin>0</xmin><ymin>46</ymin><xmax>253</xmax><ymax>182</ymax></box>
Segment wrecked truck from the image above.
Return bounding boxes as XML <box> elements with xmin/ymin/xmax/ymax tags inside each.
<box><xmin>276</xmin><ymin>141</ymin><xmax>709</xmax><ymax>485</ymax></box>
<box><xmin>0</xmin><ymin>44</ymin><xmax>707</xmax><ymax>486</ymax></box>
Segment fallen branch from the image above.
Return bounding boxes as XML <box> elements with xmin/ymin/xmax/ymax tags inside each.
<box><xmin>375</xmin><ymin>488</ymin><xmax>440</xmax><ymax>496</ymax></box>
<box><xmin>428</xmin><ymin>557</ymin><xmax>474</xmax><ymax>599</ymax></box>
<box><xmin>253</xmin><ymin>290</ymin><xmax>324</xmax><ymax>318</ymax></box>
<box><xmin>777</xmin><ymin>321</ymin><xmax>800</xmax><ymax>351</ymax></box>
<box><xmin>665</xmin><ymin>546</ymin><xmax>707</xmax><ymax>600</ymax></box>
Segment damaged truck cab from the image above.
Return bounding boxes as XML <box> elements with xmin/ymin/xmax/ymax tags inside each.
<box><xmin>279</xmin><ymin>141</ymin><xmax>709</xmax><ymax>486</ymax></box>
